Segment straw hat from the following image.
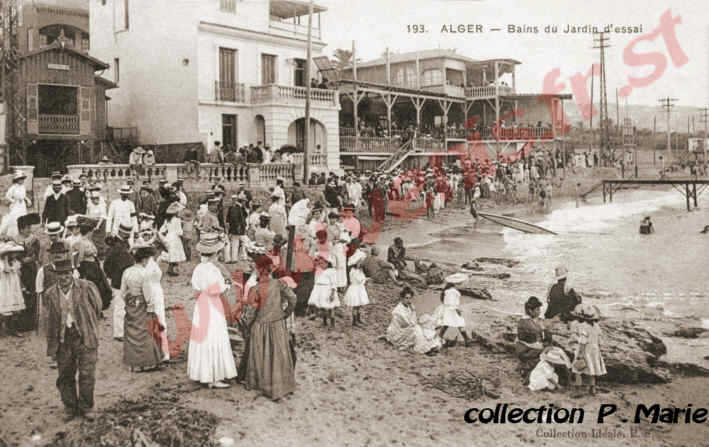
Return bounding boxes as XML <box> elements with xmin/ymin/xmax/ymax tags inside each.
<box><xmin>196</xmin><ymin>232</ymin><xmax>225</xmax><ymax>254</ymax></box>
<box><xmin>117</xmin><ymin>223</ymin><xmax>133</xmax><ymax>239</ymax></box>
<box><xmin>444</xmin><ymin>273</ymin><xmax>468</xmax><ymax>284</ymax></box>
<box><xmin>117</xmin><ymin>184</ymin><xmax>132</xmax><ymax>195</ymax></box>
<box><xmin>13</xmin><ymin>171</ymin><xmax>26</xmax><ymax>181</ymax></box>
<box><xmin>0</xmin><ymin>241</ymin><xmax>24</xmax><ymax>255</ymax></box>
<box><xmin>139</xmin><ymin>212</ymin><xmax>155</xmax><ymax>221</ymax></box>
<box><xmin>572</xmin><ymin>303</ymin><xmax>601</xmax><ymax>321</ymax></box>
<box><xmin>65</xmin><ymin>215</ymin><xmax>79</xmax><ymax>228</ymax></box>
<box><xmin>133</xmin><ymin>146</ymin><xmax>145</xmax><ymax>154</ymax></box>
<box><xmin>45</xmin><ymin>221</ymin><xmax>64</xmax><ymax>236</ymax></box>
<box><xmin>90</xmin><ymin>191</ymin><xmax>102</xmax><ymax>199</ymax></box>
<box><xmin>554</xmin><ymin>266</ymin><xmax>568</xmax><ymax>281</ymax></box>
<box><xmin>165</xmin><ymin>202</ymin><xmax>182</xmax><ymax>215</ymax></box>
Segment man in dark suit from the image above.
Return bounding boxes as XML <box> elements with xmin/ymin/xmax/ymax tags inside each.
<box><xmin>42</xmin><ymin>180</ymin><xmax>70</xmax><ymax>225</ymax></box>
<box><xmin>45</xmin><ymin>259</ymin><xmax>103</xmax><ymax>421</ymax></box>
<box><xmin>66</xmin><ymin>179</ymin><xmax>87</xmax><ymax>215</ymax></box>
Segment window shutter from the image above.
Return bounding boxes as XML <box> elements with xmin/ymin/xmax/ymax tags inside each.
<box><xmin>27</xmin><ymin>84</ymin><xmax>38</xmax><ymax>135</ymax></box>
<box><xmin>79</xmin><ymin>87</ymin><xmax>92</xmax><ymax>135</ymax></box>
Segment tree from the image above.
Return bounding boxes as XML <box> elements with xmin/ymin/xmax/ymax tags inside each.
<box><xmin>332</xmin><ymin>48</ymin><xmax>353</xmax><ymax>71</ymax></box>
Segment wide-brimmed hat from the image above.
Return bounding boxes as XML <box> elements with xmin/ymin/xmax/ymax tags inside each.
<box><xmin>158</xmin><ymin>179</ymin><xmax>168</xmax><ymax>185</ymax></box>
<box><xmin>13</xmin><ymin>171</ymin><xmax>26</xmax><ymax>181</ymax></box>
<box><xmin>207</xmin><ymin>195</ymin><xmax>220</xmax><ymax>203</ymax></box>
<box><xmin>117</xmin><ymin>185</ymin><xmax>132</xmax><ymax>195</ymax></box>
<box><xmin>525</xmin><ymin>296</ymin><xmax>543</xmax><ymax>311</ymax></box>
<box><xmin>65</xmin><ymin>215</ymin><xmax>79</xmax><ymax>228</ymax></box>
<box><xmin>139</xmin><ymin>212</ymin><xmax>155</xmax><ymax>221</ymax></box>
<box><xmin>100</xmin><ymin>156</ymin><xmax>110</xmax><ymax>162</ymax></box>
<box><xmin>196</xmin><ymin>232</ymin><xmax>225</xmax><ymax>254</ymax></box>
<box><xmin>51</xmin><ymin>259</ymin><xmax>74</xmax><ymax>273</ymax></box>
<box><xmin>72</xmin><ymin>178</ymin><xmax>81</xmax><ymax>186</ymax></box>
<box><xmin>77</xmin><ymin>216</ymin><xmax>99</xmax><ymax>229</ymax></box>
<box><xmin>540</xmin><ymin>347</ymin><xmax>572</xmax><ymax>368</ymax></box>
<box><xmin>554</xmin><ymin>266</ymin><xmax>568</xmax><ymax>281</ymax></box>
<box><xmin>572</xmin><ymin>303</ymin><xmax>601</xmax><ymax>321</ymax></box>
<box><xmin>17</xmin><ymin>213</ymin><xmax>40</xmax><ymax>229</ymax></box>
<box><xmin>444</xmin><ymin>273</ymin><xmax>468</xmax><ymax>284</ymax></box>
<box><xmin>117</xmin><ymin>223</ymin><xmax>133</xmax><ymax>238</ymax></box>
<box><xmin>165</xmin><ymin>202</ymin><xmax>182</xmax><ymax>215</ymax></box>
<box><xmin>51</xmin><ymin>171</ymin><xmax>62</xmax><ymax>179</ymax></box>
<box><xmin>0</xmin><ymin>241</ymin><xmax>24</xmax><ymax>256</ymax></box>
<box><xmin>259</xmin><ymin>214</ymin><xmax>271</xmax><ymax>222</ymax></box>
<box><xmin>132</xmin><ymin>146</ymin><xmax>145</xmax><ymax>154</ymax></box>
<box><xmin>90</xmin><ymin>191</ymin><xmax>102</xmax><ymax>199</ymax></box>
<box><xmin>45</xmin><ymin>221</ymin><xmax>64</xmax><ymax>235</ymax></box>
<box><xmin>61</xmin><ymin>175</ymin><xmax>71</xmax><ymax>184</ymax></box>
<box><xmin>51</xmin><ymin>179</ymin><xmax>62</xmax><ymax>186</ymax></box>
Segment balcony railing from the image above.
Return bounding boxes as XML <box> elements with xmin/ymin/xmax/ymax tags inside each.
<box><xmin>39</xmin><ymin>114</ymin><xmax>80</xmax><ymax>135</ymax></box>
<box><xmin>340</xmin><ymin>136</ymin><xmax>401</xmax><ymax>153</ymax></box>
<box><xmin>464</xmin><ymin>85</ymin><xmax>515</xmax><ymax>99</ymax></box>
<box><xmin>269</xmin><ymin>18</ymin><xmax>322</xmax><ymax>40</ymax></box>
<box><xmin>471</xmin><ymin>126</ymin><xmax>555</xmax><ymax>140</ymax></box>
<box><xmin>215</xmin><ymin>81</ymin><xmax>247</xmax><ymax>102</ymax></box>
<box><xmin>250</xmin><ymin>84</ymin><xmax>338</xmax><ymax>107</ymax></box>
<box><xmin>292</xmin><ymin>152</ymin><xmax>328</xmax><ymax>167</ymax></box>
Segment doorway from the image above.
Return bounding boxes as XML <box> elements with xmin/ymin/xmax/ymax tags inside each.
<box><xmin>222</xmin><ymin>114</ymin><xmax>237</xmax><ymax>151</ymax></box>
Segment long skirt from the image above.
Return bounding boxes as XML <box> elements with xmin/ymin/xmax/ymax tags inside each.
<box><xmin>187</xmin><ymin>293</ymin><xmax>237</xmax><ymax>384</ymax></box>
<box><xmin>17</xmin><ymin>262</ymin><xmax>38</xmax><ymax>331</ymax></box>
<box><xmin>246</xmin><ymin>318</ymin><xmax>296</xmax><ymax>400</ymax></box>
<box><xmin>78</xmin><ymin>261</ymin><xmax>113</xmax><ymax>310</ymax></box>
<box><xmin>151</xmin><ymin>281</ymin><xmax>170</xmax><ymax>360</ymax></box>
<box><xmin>123</xmin><ymin>294</ymin><xmax>163</xmax><ymax>368</ymax></box>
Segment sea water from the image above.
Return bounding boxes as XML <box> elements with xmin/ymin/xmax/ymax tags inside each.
<box><xmin>411</xmin><ymin>188</ymin><xmax>709</xmax><ymax>321</ymax></box>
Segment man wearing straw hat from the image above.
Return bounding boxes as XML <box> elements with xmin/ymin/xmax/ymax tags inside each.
<box><xmin>106</xmin><ymin>185</ymin><xmax>138</xmax><ymax>240</ymax></box>
<box><xmin>103</xmin><ymin>223</ymin><xmax>135</xmax><ymax>340</ymax></box>
<box><xmin>44</xmin><ymin>259</ymin><xmax>103</xmax><ymax>421</ymax></box>
<box><xmin>66</xmin><ymin>178</ymin><xmax>87</xmax><ymax>216</ymax></box>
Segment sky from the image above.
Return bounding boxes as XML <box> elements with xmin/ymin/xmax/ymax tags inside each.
<box><xmin>314</xmin><ymin>0</ymin><xmax>709</xmax><ymax>108</ymax></box>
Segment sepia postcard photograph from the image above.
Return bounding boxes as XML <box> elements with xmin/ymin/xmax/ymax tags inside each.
<box><xmin>0</xmin><ymin>0</ymin><xmax>708</xmax><ymax>445</ymax></box>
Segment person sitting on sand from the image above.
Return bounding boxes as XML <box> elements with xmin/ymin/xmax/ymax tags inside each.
<box><xmin>386</xmin><ymin>286</ymin><xmax>442</xmax><ymax>355</ymax></box>
<box><xmin>361</xmin><ymin>246</ymin><xmax>401</xmax><ymax>285</ymax></box>
<box><xmin>516</xmin><ymin>296</ymin><xmax>552</xmax><ymax>375</ymax></box>
<box><xmin>544</xmin><ymin>266</ymin><xmax>581</xmax><ymax>322</ymax></box>
<box><xmin>639</xmin><ymin>216</ymin><xmax>654</xmax><ymax>235</ymax></box>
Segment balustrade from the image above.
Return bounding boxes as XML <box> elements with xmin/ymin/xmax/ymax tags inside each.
<box><xmin>39</xmin><ymin>114</ymin><xmax>79</xmax><ymax>135</ymax></box>
<box><xmin>250</xmin><ymin>84</ymin><xmax>337</xmax><ymax>106</ymax></box>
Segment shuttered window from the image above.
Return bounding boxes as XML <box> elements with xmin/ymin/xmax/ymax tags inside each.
<box><xmin>261</xmin><ymin>54</ymin><xmax>277</xmax><ymax>85</ymax></box>
<box><xmin>218</xmin><ymin>48</ymin><xmax>238</xmax><ymax>101</ymax></box>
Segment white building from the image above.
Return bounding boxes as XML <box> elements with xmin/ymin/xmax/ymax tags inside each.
<box><xmin>89</xmin><ymin>0</ymin><xmax>339</xmax><ymax>170</ymax></box>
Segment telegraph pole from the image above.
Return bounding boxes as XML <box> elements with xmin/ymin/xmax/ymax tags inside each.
<box><xmin>302</xmin><ymin>0</ymin><xmax>313</xmax><ymax>184</ymax></box>
<box><xmin>593</xmin><ymin>33</ymin><xmax>611</xmax><ymax>166</ymax></box>
<box><xmin>658</xmin><ymin>97</ymin><xmax>677</xmax><ymax>158</ymax></box>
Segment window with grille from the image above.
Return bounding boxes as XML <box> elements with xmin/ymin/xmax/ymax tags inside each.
<box><xmin>261</xmin><ymin>54</ymin><xmax>277</xmax><ymax>85</ymax></box>
<box><xmin>220</xmin><ymin>0</ymin><xmax>237</xmax><ymax>13</ymax></box>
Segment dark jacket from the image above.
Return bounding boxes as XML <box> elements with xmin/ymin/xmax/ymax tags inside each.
<box><xmin>137</xmin><ymin>193</ymin><xmax>159</xmax><ymax>217</ymax></box>
<box><xmin>544</xmin><ymin>282</ymin><xmax>581</xmax><ymax>321</ymax></box>
<box><xmin>66</xmin><ymin>189</ymin><xmax>87</xmax><ymax>215</ymax></box>
<box><xmin>43</xmin><ymin>193</ymin><xmax>70</xmax><ymax>225</ymax></box>
<box><xmin>103</xmin><ymin>240</ymin><xmax>135</xmax><ymax>290</ymax></box>
<box><xmin>45</xmin><ymin>278</ymin><xmax>102</xmax><ymax>357</ymax></box>
<box><xmin>227</xmin><ymin>204</ymin><xmax>247</xmax><ymax>235</ymax></box>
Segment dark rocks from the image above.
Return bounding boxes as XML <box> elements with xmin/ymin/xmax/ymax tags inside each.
<box><xmin>474</xmin><ymin>257</ymin><xmax>520</xmax><ymax>268</ymax></box>
<box><xmin>663</xmin><ymin>327</ymin><xmax>708</xmax><ymax>339</ymax></box>
<box><xmin>470</xmin><ymin>315</ymin><xmax>693</xmax><ymax>384</ymax></box>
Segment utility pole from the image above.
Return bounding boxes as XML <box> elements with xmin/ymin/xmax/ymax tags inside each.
<box><xmin>593</xmin><ymin>32</ymin><xmax>611</xmax><ymax>166</ymax></box>
<box><xmin>302</xmin><ymin>0</ymin><xmax>313</xmax><ymax>184</ymax></box>
<box><xmin>658</xmin><ymin>97</ymin><xmax>677</xmax><ymax>160</ymax></box>
<box><xmin>1</xmin><ymin>0</ymin><xmax>20</xmax><ymax>173</ymax></box>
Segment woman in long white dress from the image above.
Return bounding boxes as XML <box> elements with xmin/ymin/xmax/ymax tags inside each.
<box><xmin>1</xmin><ymin>172</ymin><xmax>30</xmax><ymax>238</ymax></box>
<box><xmin>268</xmin><ymin>194</ymin><xmax>287</xmax><ymax>239</ymax></box>
<box><xmin>138</xmin><ymin>228</ymin><xmax>170</xmax><ymax>362</ymax></box>
<box><xmin>433</xmin><ymin>274</ymin><xmax>473</xmax><ymax>347</ymax></box>
<box><xmin>187</xmin><ymin>232</ymin><xmax>237</xmax><ymax>389</ymax></box>
<box><xmin>160</xmin><ymin>202</ymin><xmax>186</xmax><ymax>276</ymax></box>
<box><xmin>343</xmin><ymin>245</ymin><xmax>369</xmax><ymax>326</ymax></box>
<box><xmin>326</xmin><ymin>213</ymin><xmax>349</xmax><ymax>289</ymax></box>
<box><xmin>387</xmin><ymin>287</ymin><xmax>442</xmax><ymax>354</ymax></box>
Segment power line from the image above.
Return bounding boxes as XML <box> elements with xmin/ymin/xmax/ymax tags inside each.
<box><xmin>593</xmin><ymin>32</ymin><xmax>611</xmax><ymax>165</ymax></box>
<box><xmin>658</xmin><ymin>97</ymin><xmax>678</xmax><ymax>154</ymax></box>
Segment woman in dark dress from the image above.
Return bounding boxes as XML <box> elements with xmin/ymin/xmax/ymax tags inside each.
<box><xmin>121</xmin><ymin>243</ymin><xmax>163</xmax><ymax>372</ymax></box>
<box><xmin>14</xmin><ymin>213</ymin><xmax>41</xmax><ymax>332</ymax></box>
<box><xmin>517</xmin><ymin>296</ymin><xmax>552</xmax><ymax>375</ymax></box>
<box><xmin>76</xmin><ymin>217</ymin><xmax>113</xmax><ymax>310</ymax></box>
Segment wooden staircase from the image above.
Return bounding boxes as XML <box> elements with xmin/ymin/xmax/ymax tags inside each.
<box><xmin>378</xmin><ymin>140</ymin><xmax>414</xmax><ymax>173</ymax></box>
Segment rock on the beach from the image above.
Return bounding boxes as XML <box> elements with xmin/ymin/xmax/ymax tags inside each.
<box><xmin>471</xmin><ymin>316</ymin><xmax>678</xmax><ymax>384</ymax></box>
<box><xmin>663</xmin><ymin>327</ymin><xmax>708</xmax><ymax>339</ymax></box>
<box><xmin>473</xmin><ymin>257</ymin><xmax>520</xmax><ymax>268</ymax></box>
<box><xmin>429</xmin><ymin>281</ymin><xmax>493</xmax><ymax>300</ymax></box>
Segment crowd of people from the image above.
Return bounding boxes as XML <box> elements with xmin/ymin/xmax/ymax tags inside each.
<box><xmin>0</xmin><ymin>143</ymin><xmax>578</xmax><ymax>422</ymax></box>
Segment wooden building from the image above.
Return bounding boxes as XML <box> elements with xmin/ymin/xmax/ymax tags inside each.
<box><xmin>17</xmin><ymin>39</ymin><xmax>115</xmax><ymax>176</ymax></box>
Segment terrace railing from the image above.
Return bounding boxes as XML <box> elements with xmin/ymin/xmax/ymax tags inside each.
<box><xmin>39</xmin><ymin>114</ymin><xmax>79</xmax><ymax>135</ymax></box>
<box><xmin>250</xmin><ymin>85</ymin><xmax>338</xmax><ymax>107</ymax></box>
<box><xmin>215</xmin><ymin>81</ymin><xmax>247</xmax><ymax>102</ymax></box>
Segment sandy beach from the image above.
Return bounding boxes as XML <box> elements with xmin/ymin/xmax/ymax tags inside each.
<box><xmin>1</xmin><ymin>195</ymin><xmax>708</xmax><ymax>447</ymax></box>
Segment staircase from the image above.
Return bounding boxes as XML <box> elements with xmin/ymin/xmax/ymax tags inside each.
<box><xmin>378</xmin><ymin>140</ymin><xmax>414</xmax><ymax>173</ymax></box>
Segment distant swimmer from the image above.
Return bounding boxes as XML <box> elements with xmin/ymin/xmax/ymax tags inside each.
<box><xmin>639</xmin><ymin>216</ymin><xmax>654</xmax><ymax>235</ymax></box>
<box><xmin>700</xmin><ymin>225</ymin><xmax>709</xmax><ymax>234</ymax></box>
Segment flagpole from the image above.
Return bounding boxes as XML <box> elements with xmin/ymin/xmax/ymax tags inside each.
<box><xmin>303</xmin><ymin>0</ymin><xmax>313</xmax><ymax>184</ymax></box>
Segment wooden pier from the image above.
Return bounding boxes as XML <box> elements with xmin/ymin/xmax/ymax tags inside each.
<box><xmin>602</xmin><ymin>179</ymin><xmax>709</xmax><ymax>211</ymax></box>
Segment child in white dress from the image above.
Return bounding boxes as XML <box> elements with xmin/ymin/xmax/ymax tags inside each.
<box><xmin>433</xmin><ymin>276</ymin><xmax>473</xmax><ymax>347</ymax></box>
<box><xmin>307</xmin><ymin>256</ymin><xmax>339</xmax><ymax>327</ymax></box>
<box><xmin>570</xmin><ymin>304</ymin><xmax>606</xmax><ymax>396</ymax></box>
<box><xmin>343</xmin><ymin>247</ymin><xmax>369</xmax><ymax>326</ymax></box>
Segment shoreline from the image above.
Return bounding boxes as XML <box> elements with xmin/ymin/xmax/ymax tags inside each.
<box><xmin>2</xmin><ymin>188</ymin><xmax>709</xmax><ymax>446</ymax></box>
